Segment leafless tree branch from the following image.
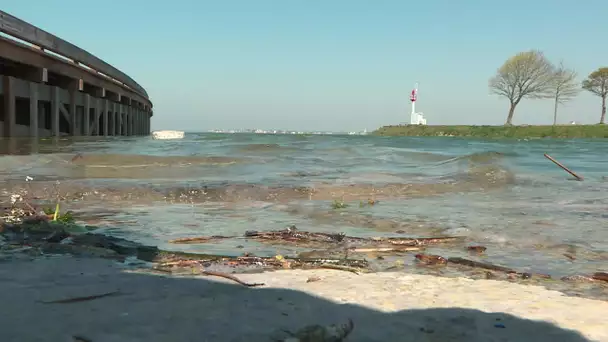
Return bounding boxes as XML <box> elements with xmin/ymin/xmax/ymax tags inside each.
<box><xmin>550</xmin><ymin>61</ymin><xmax>580</xmax><ymax>125</ymax></box>
<box><xmin>489</xmin><ymin>50</ymin><xmax>555</xmax><ymax>124</ymax></box>
<box><xmin>552</xmin><ymin>61</ymin><xmax>580</xmax><ymax>104</ymax></box>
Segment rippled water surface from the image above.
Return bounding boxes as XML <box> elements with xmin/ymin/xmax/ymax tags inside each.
<box><xmin>1</xmin><ymin>133</ymin><xmax>606</xmax><ymax>297</ymax></box>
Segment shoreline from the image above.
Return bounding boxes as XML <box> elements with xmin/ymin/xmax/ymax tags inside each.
<box><xmin>372</xmin><ymin>124</ymin><xmax>608</xmax><ymax>138</ymax></box>
<box><xmin>2</xmin><ymin>255</ymin><xmax>607</xmax><ymax>341</ymax></box>
<box><xmin>2</xmin><ymin>213</ymin><xmax>607</xmax><ymax>298</ymax></box>
<box><xmin>2</xmin><ymin>215</ymin><xmax>607</xmax><ymax>340</ymax></box>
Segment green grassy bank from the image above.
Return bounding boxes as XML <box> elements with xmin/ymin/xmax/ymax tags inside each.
<box><xmin>372</xmin><ymin>125</ymin><xmax>608</xmax><ymax>138</ymax></box>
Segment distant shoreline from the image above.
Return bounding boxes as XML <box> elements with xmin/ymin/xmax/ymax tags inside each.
<box><xmin>372</xmin><ymin>124</ymin><xmax>608</xmax><ymax>138</ymax></box>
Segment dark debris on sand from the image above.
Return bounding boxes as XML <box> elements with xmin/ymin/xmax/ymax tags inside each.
<box><xmin>1</xmin><ymin>207</ymin><xmax>606</xmax><ymax>294</ymax></box>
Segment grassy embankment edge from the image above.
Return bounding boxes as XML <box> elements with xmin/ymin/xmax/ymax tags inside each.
<box><xmin>372</xmin><ymin>125</ymin><xmax>608</xmax><ymax>138</ymax></box>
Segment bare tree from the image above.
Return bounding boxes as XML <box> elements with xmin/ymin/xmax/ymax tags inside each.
<box><xmin>582</xmin><ymin>67</ymin><xmax>608</xmax><ymax>124</ymax></box>
<box><xmin>550</xmin><ymin>62</ymin><xmax>580</xmax><ymax>125</ymax></box>
<box><xmin>489</xmin><ymin>50</ymin><xmax>555</xmax><ymax>125</ymax></box>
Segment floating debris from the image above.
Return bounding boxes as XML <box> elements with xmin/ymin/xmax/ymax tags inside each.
<box><xmin>592</xmin><ymin>272</ymin><xmax>608</xmax><ymax>282</ymax></box>
<box><xmin>169</xmin><ymin>225</ymin><xmax>464</xmax><ymax>250</ymax></box>
<box><xmin>448</xmin><ymin>257</ymin><xmax>551</xmax><ymax>279</ymax></box>
<box><xmin>448</xmin><ymin>257</ymin><xmax>515</xmax><ymax>273</ymax></box>
<box><xmin>544</xmin><ymin>153</ymin><xmax>584</xmax><ymax>181</ymax></box>
<box><xmin>415</xmin><ymin>253</ymin><xmax>448</xmax><ymax>265</ymax></box>
<box><xmin>1</xmin><ymin>209</ymin><xmax>605</xmax><ymax>295</ymax></box>
<box><xmin>72</xmin><ymin>335</ymin><xmax>92</xmax><ymax>342</ymax></box>
<box><xmin>41</xmin><ymin>291</ymin><xmax>121</xmax><ymax>304</ymax></box>
<box><xmin>168</xmin><ymin>236</ymin><xmax>228</xmax><ymax>244</ymax></box>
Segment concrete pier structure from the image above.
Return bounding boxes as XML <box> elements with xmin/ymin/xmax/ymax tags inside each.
<box><xmin>0</xmin><ymin>10</ymin><xmax>152</xmax><ymax>138</ymax></box>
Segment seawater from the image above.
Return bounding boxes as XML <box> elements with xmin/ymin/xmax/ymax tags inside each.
<box><xmin>0</xmin><ymin>134</ymin><xmax>606</xmax><ymax>297</ymax></box>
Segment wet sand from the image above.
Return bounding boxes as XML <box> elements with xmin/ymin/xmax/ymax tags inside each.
<box><xmin>1</xmin><ymin>256</ymin><xmax>606</xmax><ymax>342</ymax></box>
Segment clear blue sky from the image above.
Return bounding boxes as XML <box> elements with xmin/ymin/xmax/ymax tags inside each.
<box><xmin>4</xmin><ymin>1</ymin><xmax>608</xmax><ymax>131</ymax></box>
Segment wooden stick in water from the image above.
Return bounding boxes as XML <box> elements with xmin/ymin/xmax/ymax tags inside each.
<box><xmin>544</xmin><ymin>153</ymin><xmax>583</xmax><ymax>181</ymax></box>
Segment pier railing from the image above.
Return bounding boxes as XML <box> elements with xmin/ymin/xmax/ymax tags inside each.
<box><xmin>0</xmin><ymin>10</ymin><xmax>152</xmax><ymax>137</ymax></box>
<box><xmin>0</xmin><ymin>10</ymin><xmax>150</xmax><ymax>105</ymax></box>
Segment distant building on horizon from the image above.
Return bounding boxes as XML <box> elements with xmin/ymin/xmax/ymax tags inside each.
<box><xmin>409</xmin><ymin>84</ymin><xmax>428</xmax><ymax>125</ymax></box>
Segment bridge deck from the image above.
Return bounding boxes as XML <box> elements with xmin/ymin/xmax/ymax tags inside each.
<box><xmin>0</xmin><ymin>10</ymin><xmax>152</xmax><ymax>137</ymax></box>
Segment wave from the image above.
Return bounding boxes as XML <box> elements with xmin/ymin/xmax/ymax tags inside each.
<box><xmin>0</xmin><ymin>163</ymin><xmax>514</xmax><ymax>207</ymax></box>
<box><xmin>431</xmin><ymin>151</ymin><xmax>516</xmax><ymax>167</ymax></box>
<box><xmin>0</xmin><ymin>145</ymin><xmax>518</xmax><ymax>206</ymax></box>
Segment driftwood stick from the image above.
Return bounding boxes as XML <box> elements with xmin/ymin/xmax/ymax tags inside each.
<box><xmin>448</xmin><ymin>257</ymin><xmax>515</xmax><ymax>273</ymax></box>
<box><xmin>592</xmin><ymin>272</ymin><xmax>608</xmax><ymax>282</ymax></box>
<box><xmin>41</xmin><ymin>291</ymin><xmax>121</xmax><ymax>304</ymax></box>
<box><xmin>544</xmin><ymin>153</ymin><xmax>583</xmax><ymax>181</ymax></box>
<box><xmin>319</xmin><ymin>263</ymin><xmax>362</xmax><ymax>274</ymax></box>
<box><xmin>167</xmin><ymin>228</ymin><xmax>463</xmax><ymax>250</ymax></box>
<box><xmin>383</xmin><ymin>236</ymin><xmax>461</xmax><ymax>246</ymax></box>
<box><xmin>200</xmin><ymin>270</ymin><xmax>265</xmax><ymax>287</ymax></box>
<box><xmin>349</xmin><ymin>247</ymin><xmax>421</xmax><ymax>253</ymax></box>
<box><xmin>447</xmin><ymin>257</ymin><xmax>551</xmax><ymax>279</ymax></box>
<box><xmin>168</xmin><ymin>236</ymin><xmax>231</xmax><ymax>244</ymax></box>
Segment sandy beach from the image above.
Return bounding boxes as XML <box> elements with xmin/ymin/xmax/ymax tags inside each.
<box><xmin>1</xmin><ymin>255</ymin><xmax>606</xmax><ymax>342</ymax></box>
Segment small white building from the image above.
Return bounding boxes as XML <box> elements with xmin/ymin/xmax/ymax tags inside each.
<box><xmin>412</xmin><ymin>112</ymin><xmax>427</xmax><ymax>125</ymax></box>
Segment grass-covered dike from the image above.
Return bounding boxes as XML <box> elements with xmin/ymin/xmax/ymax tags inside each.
<box><xmin>373</xmin><ymin>124</ymin><xmax>608</xmax><ymax>138</ymax></box>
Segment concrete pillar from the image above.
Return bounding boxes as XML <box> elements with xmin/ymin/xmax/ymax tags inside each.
<box><xmin>94</xmin><ymin>98</ymin><xmax>101</xmax><ymax>135</ymax></box>
<box><xmin>131</xmin><ymin>110</ymin><xmax>135</xmax><ymax>136</ymax></box>
<box><xmin>140</xmin><ymin>110</ymin><xmax>144</xmax><ymax>136</ymax></box>
<box><xmin>29</xmin><ymin>137</ymin><xmax>39</xmax><ymax>154</ymax></box>
<box><xmin>132</xmin><ymin>108</ymin><xmax>135</xmax><ymax>136</ymax></box>
<box><xmin>39</xmin><ymin>102</ymin><xmax>46</xmax><ymax>134</ymax></box>
<box><xmin>126</xmin><ymin>106</ymin><xmax>131</xmax><ymax>136</ymax></box>
<box><xmin>69</xmin><ymin>85</ymin><xmax>78</xmax><ymax>136</ymax></box>
<box><xmin>124</xmin><ymin>108</ymin><xmax>128</xmax><ymax>136</ymax></box>
<box><xmin>136</xmin><ymin>110</ymin><xmax>140</xmax><ymax>135</ymax></box>
<box><xmin>116</xmin><ymin>104</ymin><xmax>121</xmax><ymax>135</ymax></box>
<box><xmin>2</xmin><ymin>76</ymin><xmax>16</xmax><ymax>138</ymax></box>
<box><xmin>29</xmin><ymin>82</ymin><xmax>39</xmax><ymax>138</ymax></box>
<box><xmin>117</xmin><ymin>96</ymin><xmax>122</xmax><ymax>135</ymax></box>
<box><xmin>133</xmin><ymin>108</ymin><xmax>137</xmax><ymax>136</ymax></box>
<box><xmin>134</xmin><ymin>109</ymin><xmax>139</xmax><ymax>135</ymax></box>
<box><xmin>51</xmin><ymin>86</ymin><xmax>60</xmax><ymax>137</ymax></box>
<box><xmin>118</xmin><ymin>104</ymin><xmax>123</xmax><ymax>135</ymax></box>
<box><xmin>117</xmin><ymin>103</ymin><xmax>124</xmax><ymax>136</ymax></box>
<box><xmin>133</xmin><ymin>110</ymin><xmax>137</xmax><ymax>136</ymax></box>
<box><xmin>111</xmin><ymin>102</ymin><xmax>116</xmax><ymax>136</ymax></box>
<box><xmin>103</xmin><ymin>99</ymin><xmax>108</xmax><ymax>137</ymax></box>
<box><xmin>136</xmin><ymin>111</ymin><xmax>139</xmax><ymax>136</ymax></box>
<box><xmin>141</xmin><ymin>112</ymin><xmax>145</xmax><ymax>135</ymax></box>
<box><xmin>83</xmin><ymin>94</ymin><xmax>90</xmax><ymax>136</ymax></box>
<box><xmin>6</xmin><ymin>137</ymin><xmax>17</xmax><ymax>154</ymax></box>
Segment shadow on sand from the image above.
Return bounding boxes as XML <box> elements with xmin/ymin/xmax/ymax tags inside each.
<box><xmin>0</xmin><ymin>257</ymin><xmax>594</xmax><ymax>342</ymax></box>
